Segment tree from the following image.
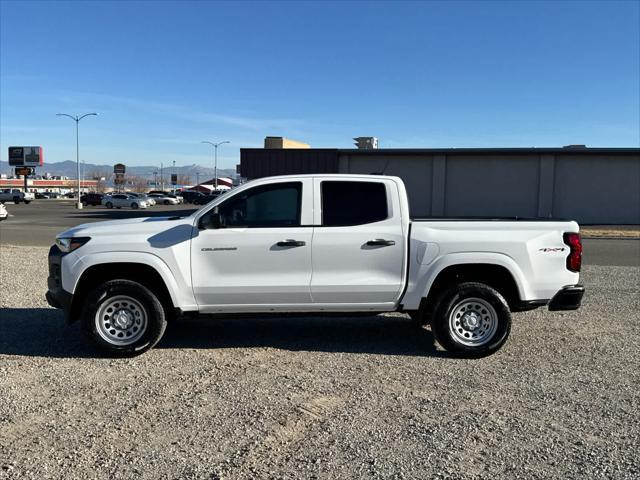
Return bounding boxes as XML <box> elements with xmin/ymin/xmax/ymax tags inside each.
<box><xmin>88</xmin><ymin>169</ymin><xmax>109</xmax><ymax>193</ymax></box>
<box><xmin>128</xmin><ymin>175</ymin><xmax>149</xmax><ymax>193</ymax></box>
<box><xmin>177</xmin><ymin>174</ymin><xmax>192</xmax><ymax>186</ymax></box>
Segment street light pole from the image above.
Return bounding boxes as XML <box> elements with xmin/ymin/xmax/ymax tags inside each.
<box><xmin>201</xmin><ymin>140</ymin><xmax>230</xmax><ymax>190</ymax></box>
<box><xmin>56</xmin><ymin>112</ymin><xmax>97</xmax><ymax>209</ymax></box>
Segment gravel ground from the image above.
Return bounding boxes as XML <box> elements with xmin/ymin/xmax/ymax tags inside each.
<box><xmin>0</xmin><ymin>244</ymin><xmax>639</xmax><ymax>480</ymax></box>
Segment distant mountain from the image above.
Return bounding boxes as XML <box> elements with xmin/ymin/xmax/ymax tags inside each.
<box><xmin>0</xmin><ymin>160</ymin><xmax>236</xmax><ymax>181</ymax></box>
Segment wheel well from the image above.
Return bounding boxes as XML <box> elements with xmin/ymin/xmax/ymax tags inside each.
<box><xmin>422</xmin><ymin>264</ymin><xmax>521</xmax><ymax>315</ymax></box>
<box><xmin>70</xmin><ymin>263</ymin><xmax>175</xmax><ymax>323</ymax></box>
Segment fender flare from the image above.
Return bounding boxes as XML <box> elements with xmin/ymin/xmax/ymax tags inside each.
<box><xmin>421</xmin><ymin>252</ymin><xmax>531</xmax><ymax>301</ymax></box>
<box><xmin>70</xmin><ymin>251</ymin><xmax>193</xmax><ymax>309</ymax></box>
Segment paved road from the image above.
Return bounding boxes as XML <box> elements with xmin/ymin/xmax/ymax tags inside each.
<box><xmin>1</xmin><ymin>200</ymin><xmax>639</xmax><ymax>266</ymax></box>
<box><xmin>0</xmin><ymin>200</ymin><xmax>197</xmax><ymax>247</ymax></box>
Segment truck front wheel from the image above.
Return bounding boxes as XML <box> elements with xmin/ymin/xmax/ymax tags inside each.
<box><xmin>430</xmin><ymin>282</ymin><xmax>511</xmax><ymax>357</ymax></box>
<box><xmin>81</xmin><ymin>279</ymin><xmax>167</xmax><ymax>356</ymax></box>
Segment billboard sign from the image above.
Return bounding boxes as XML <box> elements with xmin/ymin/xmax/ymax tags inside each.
<box><xmin>8</xmin><ymin>146</ymin><xmax>44</xmax><ymax>167</ymax></box>
<box><xmin>113</xmin><ymin>163</ymin><xmax>126</xmax><ymax>174</ymax></box>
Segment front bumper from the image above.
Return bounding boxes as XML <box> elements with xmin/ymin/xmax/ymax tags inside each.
<box><xmin>46</xmin><ymin>245</ymin><xmax>74</xmax><ymax>321</ymax></box>
<box><xmin>548</xmin><ymin>285</ymin><xmax>585</xmax><ymax>311</ymax></box>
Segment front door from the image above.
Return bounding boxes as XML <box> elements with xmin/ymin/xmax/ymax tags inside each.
<box><xmin>191</xmin><ymin>179</ymin><xmax>314</xmax><ymax>311</ymax></box>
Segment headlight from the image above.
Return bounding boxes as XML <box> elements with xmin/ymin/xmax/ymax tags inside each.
<box><xmin>56</xmin><ymin>237</ymin><xmax>91</xmax><ymax>253</ymax></box>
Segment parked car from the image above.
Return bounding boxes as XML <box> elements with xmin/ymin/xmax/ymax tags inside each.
<box><xmin>101</xmin><ymin>193</ymin><xmax>149</xmax><ymax>209</ymax></box>
<box><xmin>192</xmin><ymin>192</ymin><xmax>219</xmax><ymax>205</ymax></box>
<box><xmin>35</xmin><ymin>192</ymin><xmax>48</xmax><ymax>199</ymax></box>
<box><xmin>81</xmin><ymin>193</ymin><xmax>104</xmax><ymax>206</ymax></box>
<box><xmin>0</xmin><ymin>189</ymin><xmax>34</xmax><ymax>204</ymax></box>
<box><xmin>148</xmin><ymin>193</ymin><xmax>179</xmax><ymax>205</ymax></box>
<box><xmin>125</xmin><ymin>192</ymin><xmax>156</xmax><ymax>206</ymax></box>
<box><xmin>169</xmin><ymin>193</ymin><xmax>184</xmax><ymax>204</ymax></box>
<box><xmin>64</xmin><ymin>192</ymin><xmax>76</xmax><ymax>199</ymax></box>
<box><xmin>47</xmin><ymin>174</ymin><xmax>584</xmax><ymax>356</ymax></box>
<box><xmin>47</xmin><ymin>192</ymin><xmax>61</xmax><ymax>199</ymax></box>
<box><xmin>179</xmin><ymin>190</ymin><xmax>202</xmax><ymax>204</ymax></box>
<box><xmin>0</xmin><ymin>202</ymin><xmax>8</xmax><ymax>221</ymax></box>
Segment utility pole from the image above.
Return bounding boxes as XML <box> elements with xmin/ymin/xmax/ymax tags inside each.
<box><xmin>56</xmin><ymin>112</ymin><xmax>98</xmax><ymax>209</ymax></box>
<box><xmin>160</xmin><ymin>162</ymin><xmax>164</xmax><ymax>191</ymax></box>
<box><xmin>172</xmin><ymin>160</ymin><xmax>176</xmax><ymax>193</ymax></box>
<box><xmin>201</xmin><ymin>140</ymin><xmax>230</xmax><ymax>190</ymax></box>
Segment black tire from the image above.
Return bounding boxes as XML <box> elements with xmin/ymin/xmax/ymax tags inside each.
<box><xmin>164</xmin><ymin>200</ymin><xmax>170</xmax><ymax>205</ymax></box>
<box><xmin>82</xmin><ymin>201</ymin><xmax>88</xmax><ymax>206</ymax></box>
<box><xmin>105</xmin><ymin>201</ymin><xmax>113</xmax><ymax>209</ymax></box>
<box><xmin>24</xmin><ymin>200</ymin><xmax>31</xmax><ymax>204</ymax></box>
<box><xmin>81</xmin><ymin>279</ymin><xmax>167</xmax><ymax>356</ymax></box>
<box><xmin>13</xmin><ymin>197</ymin><xmax>20</xmax><ymax>204</ymax></box>
<box><xmin>430</xmin><ymin>282</ymin><xmax>511</xmax><ymax>358</ymax></box>
<box><xmin>131</xmin><ymin>202</ymin><xmax>139</xmax><ymax>209</ymax></box>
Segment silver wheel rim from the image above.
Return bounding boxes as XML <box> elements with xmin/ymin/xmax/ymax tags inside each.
<box><xmin>95</xmin><ymin>295</ymin><xmax>148</xmax><ymax>346</ymax></box>
<box><xmin>448</xmin><ymin>297</ymin><xmax>498</xmax><ymax>347</ymax></box>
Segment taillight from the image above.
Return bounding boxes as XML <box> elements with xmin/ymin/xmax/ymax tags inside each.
<box><xmin>563</xmin><ymin>232</ymin><xmax>582</xmax><ymax>272</ymax></box>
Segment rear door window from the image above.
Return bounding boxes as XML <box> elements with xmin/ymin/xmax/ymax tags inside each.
<box><xmin>321</xmin><ymin>181</ymin><xmax>388</xmax><ymax>226</ymax></box>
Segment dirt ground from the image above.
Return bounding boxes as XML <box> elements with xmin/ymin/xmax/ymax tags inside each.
<box><xmin>0</xmin><ymin>244</ymin><xmax>639</xmax><ymax>479</ymax></box>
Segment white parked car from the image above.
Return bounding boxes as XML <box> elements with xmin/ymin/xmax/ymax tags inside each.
<box><xmin>0</xmin><ymin>202</ymin><xmax>8</xmax><ymax>221</ymax></box>
<box><xmin>148</xmin><ymin>193</ymin><xmax>179</xmax><ymax>205</ymax></box>
<box><xmin>0</xmin><ymin>189</ymin><xmax>34</xmax><ymax>204</ymax></box>
<box><xmin>126</xmin><ymin>192</ymin><xmax>156</xmax><ymax>206</ymax></box>
<box><xmin>102</xmin><ymin>194</ymin><xmax>149</xmax><ymax>209</ymax></box>
<box><xmin>47</xmin><ymin>174</ymin><xmax>584</xmax><ymax>356</ymax></box>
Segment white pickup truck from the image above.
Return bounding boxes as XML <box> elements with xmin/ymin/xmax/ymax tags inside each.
<box><xmin>46</xmin><ymin>174</ymin><xmax>584</xmax><ymax>357</ymax></box>
<box><xmin>0</xmin><ymin>188</ymin><xmax>34</xmax><ymax>204</ymax></box>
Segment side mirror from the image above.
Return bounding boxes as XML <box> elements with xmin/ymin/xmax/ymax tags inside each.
<box><xmin>199</xmin><ymin>212</ymin><xmax>222</xmax><ymax>230</ymax></box>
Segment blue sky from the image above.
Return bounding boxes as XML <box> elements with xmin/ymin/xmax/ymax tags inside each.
<box><xmin>1</xmin><ymin>0</ymin><xmax>639</xmax><ymax>169</ymax></box>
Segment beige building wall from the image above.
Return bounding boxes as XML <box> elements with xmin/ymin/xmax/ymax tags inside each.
<box><xmin>264</xmin><ymin>137</ymin><xmax>311</xmax><ymax>149</ymax></box>
<box><xmin>340</xmin><ymin>151</ymin><xmax>640</xmax><ymax>224</ymax></box>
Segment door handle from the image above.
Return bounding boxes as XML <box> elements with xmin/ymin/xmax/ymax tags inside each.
<box><xmin>277</xmin><ymin>239</ymin><xmax>306</xmax><ymax>247</ymax></box>
<box><xmin>366</xmin><ymin>239</ymin><xmax>396</xmax><ymax>246</ymax></box>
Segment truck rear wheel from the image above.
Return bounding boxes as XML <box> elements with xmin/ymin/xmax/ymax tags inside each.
<box><xmin>81</xmin><ymin>279</ymin><xmax>167</xmax><ymax>356</ymax></box>
<box><xmin>430</xmin><ymin>282</ymin><xmax>511</xmax><ymax>357</ymax></box>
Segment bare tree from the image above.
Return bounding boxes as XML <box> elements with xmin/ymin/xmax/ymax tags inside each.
<box><xmin>128</xmin><ymin>175</ymin><xmax>149</xmax><ymax>193</ymax></box>
<box><xmin>177</xmin><ymin>174</ymin><xmax>192</xmax><ymax>186</ymax></box>
<box><xmin>88</xmin><ymin>169</ymin><xmax>109</xmax><ymax>193</ymax></box>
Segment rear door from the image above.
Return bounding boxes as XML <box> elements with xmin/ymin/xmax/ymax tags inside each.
<box><xmin>191</xmin><ymin>179</ymin><xmax>314</xmax><ymax>311</ymax></box>
<box><xmin>310</xmin><ymin>178</ymin><xmax>406</xmax><ymax>308</ymax></box>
